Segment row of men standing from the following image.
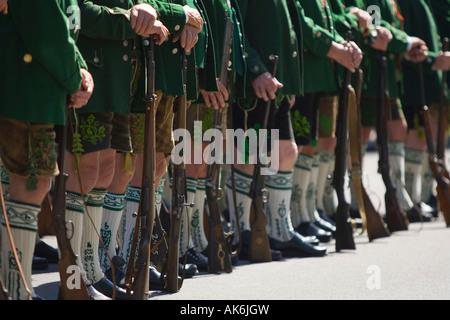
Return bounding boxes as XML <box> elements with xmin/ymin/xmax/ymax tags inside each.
<box><xmin>0</xmin><ymin>0</ymin><xmax>449</xmax><ymax>300</ymax></box>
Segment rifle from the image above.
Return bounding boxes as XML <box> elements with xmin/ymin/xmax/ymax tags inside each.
<box><xmin>419</xmin><ymin>58</ymin><xmax>450</xmax><ymax>227</ymax></box>
<box><xmin>52</xmin><ymin>107</ymin><xmax>92</xmax><ymax>300</ymax></box>
<box><xmin>351</xmin><ymin>68</ymin><xmax>390</xmax><ymax>241</ymax></box>
<box><xmin>126</xmin><ymin>37</ymin><xmax>157</xmax><ymax>300</ymax></box>
<box><xmin>435</xmin><ymin>38</ymin><xmax>450</xmax><ymax>226</ymax></box>
<box><xmin>37</xmin><ymin>193</ymin><xmax>55</xmax><ymax>237</ymax></box>
<box><xmin>247</xmin><ymin>55</ymin><xmax>278</xmax><ymax>262</ymax></box>
<box><xmin>333</xmin><ymin>41</ymin><xmax>356</xmax><ymax>252</ymax></box>
<box><xmin>375</xmin><ymin>50</ymin><xmax>408</xmax><ymax>232</ymax></box>
<box><xmin>165</xmin><ymin>50</ymin><xmax>193</xmax><ymax>293</ymax></box>
<box><xmin>205</xmin><ymin>15</ymin><xmax>234</xmax><ymax>274</ymax></box>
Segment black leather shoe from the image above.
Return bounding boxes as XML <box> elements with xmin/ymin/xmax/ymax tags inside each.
<box><xmin>32</xmin><ymin>255</ymin><xmax>48</xmax><ymax>270</ymax></box>
<box><xmin>179</xmin><ymin>263</ymin><xmax>197</xmax><ymax>278</ymax></box>
<box><xmin>423</xmin><ymin>195</ymin><xmax>438</xmax><ymax>217</ymax></box>
<box><xmin>150</xmin><ymin>266</ymin><xmax>183</xmax><ymax>291</ymax></box>
<box><xmin>317</xmin><ymin>209</ymin><xmax>336</xmax><ymax>225</ymax></box>
<box><xmin>418</xmin><ymin>202</ymin><xmax>437</xmax><ymax>217</ymax></box>
<box><xmin>92</xmin><ymin>276</ymin><xmax>130</xmax><ymax>300</ymax></box>
<box><xmin>180</xmin><ymin>247</ymin><xmax>208</xmax><ymax>271</ymax></box>
<box><xmin>314</xmin><ymin>217</ymin><xmax>336</xmax><ymax>235</ymax></box>
<box><xmin>237</xmin><ymin>230</ymin><xmax>282</xmax><ymax>261</ymax></box>
<box><xmin>34</xmin><ymin>240</ymin><xmax>59</xmax><ymax>263</ymax></box>
<box><xmin>269</xmin><ymin>232</ymin><xmax>327</xmax><ymax>258</ymax></box>
<box><xmin>87</xmin><ymin>285</ymin><xmax>111</xmax><ymax>300</ymax></box>
<box><xmin>295</xmin><ymin>222</ymin><xmax>332</xmax><ymax>243</ymax></box>
<box><xmin>406</xmin><ymin>206</ymin><xmax>433</xmax><ymax>223</ymax></box>
<box><xmin>57</xmin><ymin>284</ymin><xmax>111</xmax><ymax>300</ymax></box>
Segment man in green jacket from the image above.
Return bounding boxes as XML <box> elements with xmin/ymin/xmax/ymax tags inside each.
<box><xmin>397</xmin><ymin>0</ymin><xmax>450</xmax><ymax>221</ymax></box>
<box><xmin>180</xmin><ymin>0</ymin><xmax>247</xmax><ymax>267</ymax></box>
<box><xmin>288</xmin><ymin>0</ymin><xmax>362</xmax><ymax>243</ymax></box>
<box><xmin>0</xmin><ymin>0</ymin><xmax>93</xmax><ymax>300</ymax></box>
<box><xmin>92</xmin><ymin>0</ymin><xmax>205</xmax><ymax>287</ymax></box>
<box><xmin>337</xmin><ymin>0</ymin><xmax>432</xmax><ymax>223</ymax></box>
<box><xmin>229</xmin><ymin>0</ymin><xmax>327</xmax><ymax>259</ymax></box>
<box><xmin>61</xmin><ymin>0</ymin><xmax>202</xmax><ymax>299</ymax></box>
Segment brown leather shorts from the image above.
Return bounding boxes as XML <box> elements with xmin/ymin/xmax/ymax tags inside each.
<box><xmin>0</xmin><ymin>118</ymin><xmax>58</xmax><ymax>178</ymax></box>
<box><xmin>130</xmin><ymin>91</ymin><xmax>175</xmax><ymax>155</ymax></box>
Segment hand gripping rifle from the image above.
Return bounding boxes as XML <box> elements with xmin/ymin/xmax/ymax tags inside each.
<box><xmin>247</xmin><ymin>55</ymin><xmax>278</xmax><ymax>262</ymax></box>
<box><xmin>333</xmin><ymin>41</ymin><xmax>356</xmax><ymax>252</ymax></box>
<box><xmin>165</xmin><ymin>50</ymin><xmax>193</xmax><ymax>293</ymax></box>
<box><xmin>52</xmin><ymin>107</ymin><xmax>92</xmax><ymax>300</ymax></box>
<box><xmin>351</xmin><ymin>67</ymin><xmax>390</xmax><ymax>241</ymax></box>
<box><xmin>205</xmin><ymin>15</ymin><xmax>234</xmax><ymax>273</ymax></box>
<box><xmin>375</xmin><ymin>50</ymin><xmax>408</xmax><ymax>232</ymax></box>
<box><xmin>126</xmin><ymin>37</ymin><xmax>157</xmax><ymax>300</ymax></box>
<box><xmin>419</xmin><ymin>55</ymin><xmax>450</xmax><ymax>227</ymax></box>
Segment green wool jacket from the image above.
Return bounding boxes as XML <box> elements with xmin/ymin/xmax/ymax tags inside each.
<box><xmin>295</xmin><ymin>0</ymin><xmax>346</xmax><ymax>94</ymax></box>
<box><xmin>341</xmin><ymin>0</ymin><xmax>410</xmax><ymax>98</ymax></box>
<box><xmin>237</xmin><ymin>0</ymin><xmax>303</xmax><ymax>99</ymax></box>
<box><xmin>78</xmin><ymin>0</ymin><xmax>190</xmax><ymax>115</ymax></box>
<box><xmin>0</xmin><ymin>0</ymin><xmax>87</xmax><ymax>125</ymax></box>
<box><xmin>196</xmin><ymin>0</ymin><xmax>247</xmax><ymax>101</ymax></box>
<box><xmin>398</xmin><ymin>0</ymin><xmax>446</xmax><ymax>105</ymax></box>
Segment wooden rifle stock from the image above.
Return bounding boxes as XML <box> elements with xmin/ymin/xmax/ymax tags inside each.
<box><xmin>129</xmin><ymin>38</ymin><xmax>157</xmax><ymax>300</ymax></box>
<box><xmin>52</xmin><ymin>108</ymin><xmax>92</xmax><ymax>300</ymax></box>
<box><xmin>165</xmin><ymin>51</ymin><xmax>192</xmax><ymax>293</ymax></box>
<box><xmin>333</xmin><ymin>49</ymin><xmax>356</xmax><ymax>252</ymax></box>
<box><xmin>419</xmin><ymin>59</ymin><xmax>450</xmax><ymax>227</ymax></box>
<box><xmin>375</xmin><ymin>51</ymin><xmax>408</xmax><ymax>232</ymax></box>
<box><xmin>351</xmin><ymin>68</ymin><xmax>390</xmax><ymax>241</ymax></box>
<box><xmin>205</xmin><ymin>16</ymin><xmax>234</xmax><ymax>274</ymax></box>
<box><xmin>247</xmin><ymin>55</ymin><xmax>279</xmax><ymax>262</ymax></box>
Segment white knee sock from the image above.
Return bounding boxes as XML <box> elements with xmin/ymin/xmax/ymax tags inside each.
<box><xmin>389</xmin><ymin>141</ymin><xmax>414</xmax><ymax>211</ymax></box>
<box><xmin>99</xmin><ymin>192</ymin><xmax>125</xmax><ymax>272</ymax></box>
<box><xmin>323</xmin><ymin>154</ymin><xmax>337</xmax><ymax>217</ymax></box>
<box><xmin>1</xmin><ymin>200</ymin><xmax>39</xmax><ymax>300</ymax></box>
<box><xmin>65</xmin><ymin>191</ymin><xmax>86</xmax><ymax>282</ymax></box>
<box><xmin>81</xmin><ymin>188</ymin><xmax>106</xmax><ymax>285</ymax></box>
<box><xmin>266</xmin><ymin>171</ymin><xmax>296</xmax><ymax>242</ymax></box>
<box><xmin>405</xmin><ymin>148</ymin><xmax>425</xmax><ymax>204</ymax></box>
<box><xmin>191</xmin><ymin>177</ymin><xmax>208</xmax><ymax>253</ymax></box>
<box><xmin>179</xmin><ymin>177</ymin><xmax>197</xmax><ymax>256</ymax></box>
<box><xmin>226</xmin><ymin>168</ymin><xmax>253</xmax><ymax>238</ymax></box>
<box><xmin>119</xmin><ymin>186</ymin><xmax>140</xmax><ymax>271</ymax></box>
<box><xmin>421</xmin><ymin>153</ymin><xmax>435</xmax><ymax>203</ymax></box>
<box><xmin>316</xmin><ymin>151</ymin><xmax>331</xmax><ymax>213</ymax></box>
<box><xmin>306</xmin><ymin>153</ymin><xmax>320</xmax><ymax>221</ymax></box>
<box><xmin>291</xmin><ymin>153</ymin><xmax>313</xmax><ymax>227</ymax></box>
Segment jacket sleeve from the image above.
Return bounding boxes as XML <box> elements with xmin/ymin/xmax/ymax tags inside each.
<box><xmin>297</xmin><ymin>0</ymin><xmax>338</xmax><ymax>59</ymax></box>
<box><xmin>140</xmin><ymin>0</ymin><xmax>188</xmax><ymax>35</ymax></box>
<box><xmin>9</xmin><ymin>0</ymin><xmax>82</xmax><ymax>95</ymax></box>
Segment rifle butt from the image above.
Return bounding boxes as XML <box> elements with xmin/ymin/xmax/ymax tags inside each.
<box><xmin>165</xmin><ymin>213</ymin><xmax>181</xmax><ymax>293</ymax></box>
<box><xmin>207</xmin><ymin>200</ymin><xmax>233</xmax><ymax>273</ymax></box>
<box><xmin>436</xmin><ymin>186</ymin><xmax>450</xmax><ymax>227</ymax></box>
<box><xmin>38</xmin><ymin>193</ymin><xmax>55</xmax><ymax>237</ymax></box>
<box><xmin>131</xmin><ymin>263</ymin><xmax>150</xmax><ymax>300</ymax></box>
<box><xmin>57</xmin><ymin>258</ymin><xmax>92</xmax><ymax>300</ymax></box>
<box><xmin>248</xmin><ymin>202</ymin><xmax>272</xmax><ymax>262</ymax></box>
<box><xmin>335</xmin><ymin>202</ymin><xmax>356</xmax><ymax>252</ymax></box>
<box><xmin>384</xmin><ymin>192</ymin><xmax>408</xmax><ymax>232</ymax></box>
<box><xmin>362</xmin><ymin>188</ymin><xmax>390</xmax><ymax>241</ymax></box>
